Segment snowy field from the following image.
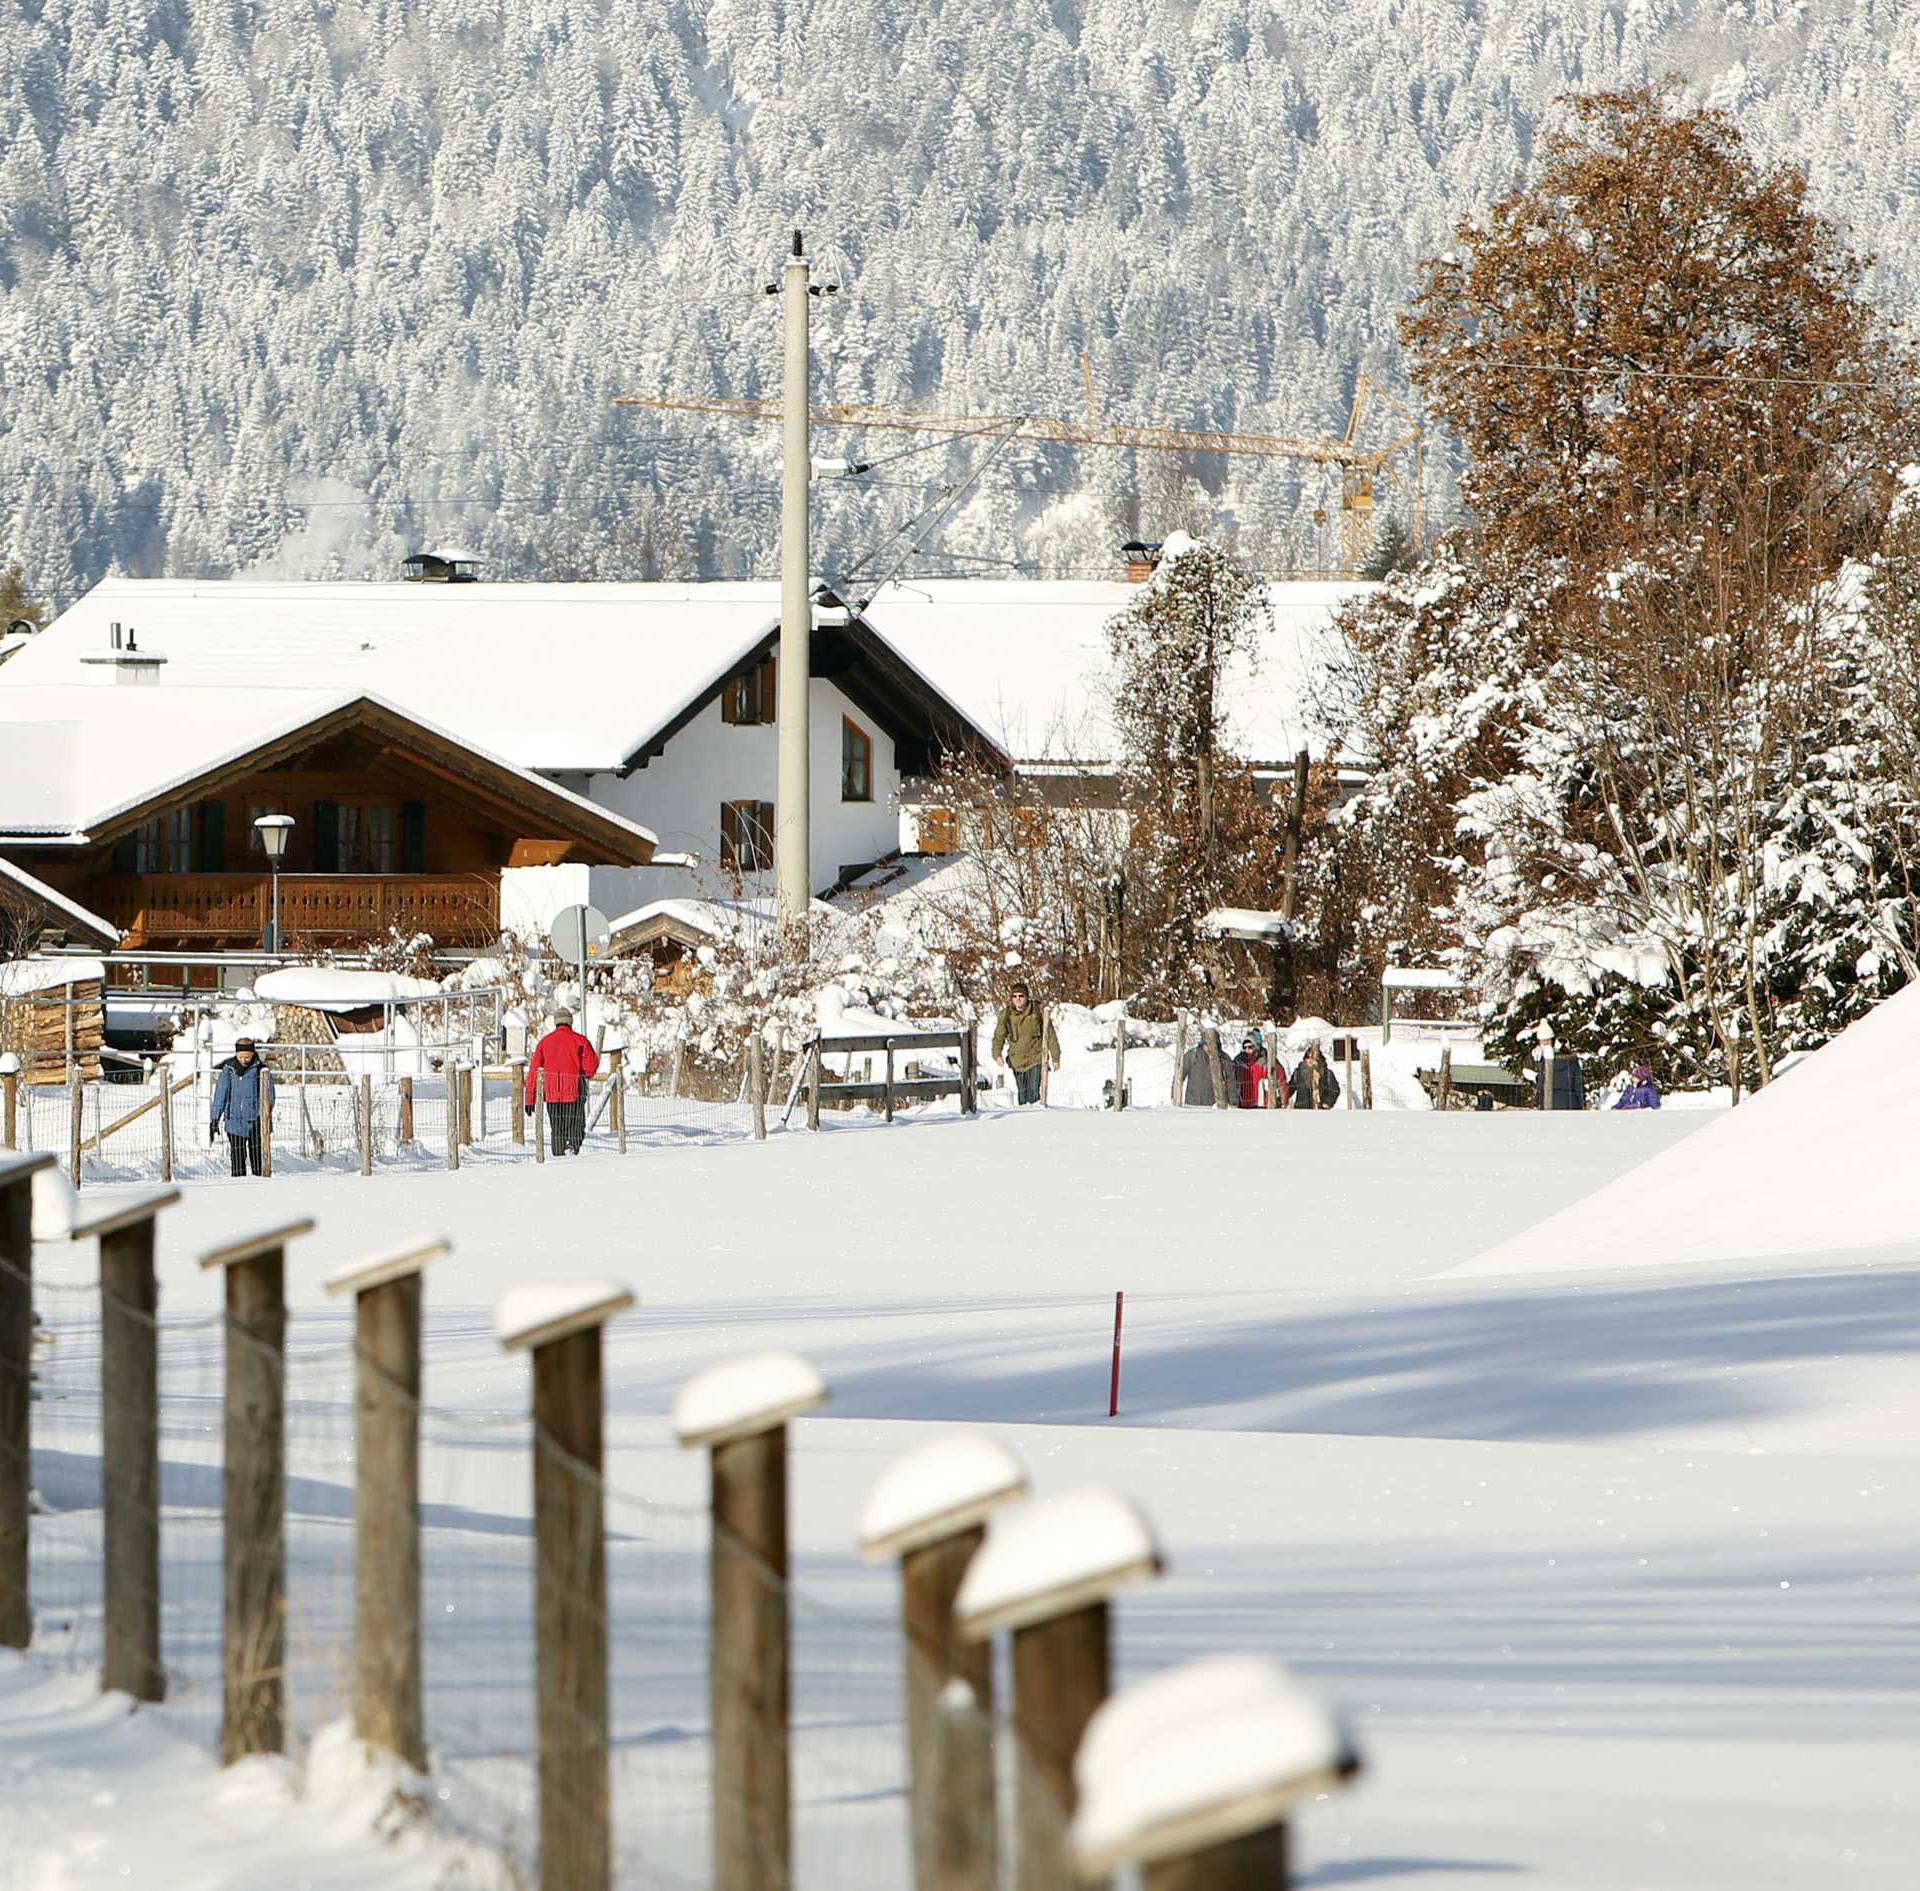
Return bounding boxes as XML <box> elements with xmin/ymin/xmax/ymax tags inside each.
<box><xmin>8</xmin><ymin>1100</ymin><xmax>1918</xmax><ymax>1889</ymax></box>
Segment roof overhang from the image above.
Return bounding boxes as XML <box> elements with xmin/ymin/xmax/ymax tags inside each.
<box><xmin>0</xmin><ymin>857</ymin><xmax>123</xmax><ymax>948</ymax></box>
<box><xmin>44</xmin><ymin>694</ymin><xmax>657</xmax><ymax>867</ymax></box>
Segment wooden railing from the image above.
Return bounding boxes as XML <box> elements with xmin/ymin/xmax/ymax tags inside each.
<box><xmin>90</xmin><ymin>874</ymin><xmax>500</xmax><ymax>947</ymax></box>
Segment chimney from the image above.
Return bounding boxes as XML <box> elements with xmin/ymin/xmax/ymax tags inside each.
<box><xmin>81</xmin><ymin>622</ymin><xmax>168</xmax><ymax>685</ymax></box>
<box><xmin>1120</xmin><ymin>539</ymin><xmax>1163</xmax><ymax>583</ymax></box>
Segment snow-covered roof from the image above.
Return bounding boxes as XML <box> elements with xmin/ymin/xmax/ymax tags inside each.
<box><xmin>3</xmin><ymin>578</ymin><xmax>786</xmax><ymax>775</ymax></box>
<box><xmin>0</xmin><ymin>955</ymin><xmax>106</xmax><ymax>997</ymax></box>
<box><xmin>0</xmin><ymin>861</ymin><xmax>121</xmax><ymax>946</ymax></box>
<box><xmin>1071</xmin><ymin>1655</ymin><xmax>1358</xmax><ymax>1873</ymax></box>
<box><xmin>672</xmin><ymin>1350</ymin><xmax>828</xmax><ymax>1447</ymax></box>
<box><xmin>861</xmin><ymin>577</ymin><xmax>1370</xmax><ymax>767</ymax></box>
<box><xmin>954</xmin><ymin>1487</ymin><xmax>1162</xmax><ymax>1637</ymax></box>
<box><xmin>255</xmin><ymin>968</ymin><xmax>444</xmax><ymax>1011</ymax></box>
<box><xmin>496</xmin><ymin>1278</ymin><xmax>635</xmax><ymax>1351</ymax></box>
<box><xmin>0</xmin><ymin>682</ymin><xmax>656</xmax><ymax>855</ymax></box>
<box><xmin>859</xmin><ymin>1433</ymin><xmax>1028</xmax><ymax>1561</ymax></box>
<box><xmin>607</xmin><ymin>892</ymin><xmax>838</xmax><ymax>942</ymax></box>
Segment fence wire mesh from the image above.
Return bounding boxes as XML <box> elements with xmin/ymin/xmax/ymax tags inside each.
<box><xmin>8</xmin><ymin>1246</ymin><xmax>916</xmax><ymax>1891</ymax></box>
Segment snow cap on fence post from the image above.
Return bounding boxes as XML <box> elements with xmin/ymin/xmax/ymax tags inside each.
<box><xmin>671</xmin><ymin>1348</ymin><xmax>827</xmax><ymax>1448</ymax></box>
<box><xmin>1070</xmin><ymin>1654</ymin><xmax>1360</xmax><ymax>1884</ymax></box>
<box><xmin>675</xmin><ymin>1349</ymin><xmax>827</xmax><ymax>1891</ymax></box>
<box><xmin>861</xmin><ymin>1433</ymin><xmax>1028</xmax><ymax>1891</ymax></box>
<box><xmin>495</xmin><ymin>1275</ymin><xmax>634</xmax><ymax>1891</ymax></box>
<box><xmin>859</xmin><ymin>1431</ymin><xmax>1028</xmax><ymax>1563</ymax></box>
<box><xmin>26</xmin><ymin>1157</ymin><xmax>76</xmax><ymax>1241</ymax></box>
<box><xmin>955</xmin><ymin>1486</ymin><xmax>1163</xmax><ymax>1639</ymax></box>
<box><xmin>955</xmin><ymin>1487</ymin><xmax>1164</xmax><ymax>1891</ymax></box>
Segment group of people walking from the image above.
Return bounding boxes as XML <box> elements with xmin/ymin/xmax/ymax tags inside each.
<box><xmin>1214</xmin><ymin>1029</ymin><xmax>1341</xmax><ymax>1109</ymax></box>
<box><xmin>210</xmin><ymin>1008</ymin><xmax>602</xmax><ymax>1179</ymax></box>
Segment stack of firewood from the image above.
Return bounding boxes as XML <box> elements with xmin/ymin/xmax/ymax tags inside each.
<box><xmin>0</xmin><ymin>977</ymin><xmax>106</xmax><ymax>1083</ymax></box>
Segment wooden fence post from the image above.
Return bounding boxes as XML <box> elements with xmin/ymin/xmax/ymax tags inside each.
<box><xmin>1203</xmin><ymin>1029</ymin><xmax>1228</xmax><ymax>1111</ymax></box>
<box><xmin>358</xmin><ymin>1075</ymin><xmax>374</xmax><ymax>1177</ymax></box>
<box><xmin>68</xmin><ymin>1071</ymin><xmax>83</xmax><ymax>1186</ymax></box>
<box><xmin>612</xmin><ymin>1049</ymin><xmax>628</xmax><ymax>1154</ymax></box>
<box><xmin>1360</xmin><ymin>1048</ymin><xmax>1374</xmax><ymax>1111</ymax></box>
<box><xmin>200</xmin><ymin>1217</ymin><xmax>313</xmax><ymax>1763</ymax></box>
<box><xmin>328</xmin><ymin>1237</ymin><xmax>446</xmax><ymax>1771</ymax></box>
<box><xmin>399</xmin><ymin>1076</ymin><xmax>415</xmax><ymax>1146</ymax></box>
<box><xmin>498</xmin><ymin>1281</ymin><xmax>635</xmax><ymax>1891</ymax></box>
<box><xmin>159</xmin><ymin>1068</ymin><xmax>175</xmax><ymax>1180</ymax></box>
<box><xmin>1170</xmin><ymin>1012</ymin><xmax>1188</xmax><ymax>1107</ymax></box>
<box><xmin>959</xmin><ymin>1019</ymin><xmax>979</xmax><ymax>1116</ymax></box>
<box><xmin>0</xmin><ymin>1152</ymin><xmax>55</xmax><ymax>1650</ymax></box>
<box><xmin>750</xmin><ymin>1033</ymin><xmax>767</xmax><ymax>1143</ymax></box>
<box><xmin>1070</xmin><ymin>1656</ymin><xmax>1360</xmax><ymax>1891</ymax></box>
<box><xmin>71</xmin><ymin>1186</ymin><xmax>179</xmax><ymax>1701</ymax></box>
<box><xmin>955</xmin><ymin>1489</ymin><xmax>1163</xmax><ymax>1891</ymax></box>
<box><xmin>674</xmin><ymin>1351</ymin><xmax>829</xmax><ymax>1891</ymax></box>
<box><xmin>1438</xmin><ymin>1044</ymin><xmax>1453</xmax><ymax>1112</ymax></box>
<box><xmin>445</xmin><ymin>1068</ymin><xmax>460</xmax><ymax>1172</ymax></box>
<box><xmin>534</xmin><ymin>1067</ymin><xmax>547</xmax><ymax>1164</ymax></box>
<box><xmin>669</xmin><ymin>1041</ymin><xmax>687</xmax><ymax>1101</ymax></box>
<box><xmin>1112</xmin><ymin>1007</ymin><xmax>1126</xmax><ymax>1110</ymax></box>
<box><xmin>884</xmin><ymin>1039</ymin><xmax>896</xmax><ymax>1124</ymax></box>
<box><xmin>509</xmin><ymin>1064</ymin><xmax>525</xmax><ymax>1144</ymax></box>
<box><xmin>3</xmin><ymin>1068</ymin><xmax>18</xmax><ymax>1149</ymax></box>
<box><xmin>806</xmin><ymin>1040</ymin><xmax>821</xmax><ymax>1132</ymax></box>
<box><xmin>1344</xmin><ymin>1036</ymin><xmax>1356</xmax><ymax>1110</ymax></box>
<box><xmin>459</xmin><ymin>1065</ymin><xmax>475</xmax><ymax>1148</ymax></box>
<box><xmin>260</xmin><ymin>1080</ymin><xmax>274</xmax><ymax>1177</ymax></box>
<box><xmin>861</xmin><ymin>1436</ymin><xmax>1027</xmax><ymax>1891</ymax></box>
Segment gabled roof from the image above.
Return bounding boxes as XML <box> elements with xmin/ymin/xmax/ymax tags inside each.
<box><xmin>859</xmin><ymin>578</ymin><xmax>1372</xmax><ymax>767</ymax></box>
<box><xmin>0</xmin><ymin>858</ymin><xmax>121</xmax><ymax>947</ymax></box>
<box><xmin>0</xmin><ymin>684</ymin><xmax>657</xmax><ymax>864</ymax></box>
<box><xmin>5</xmin><ymin>579</ymin><xmax>989</xmax><ymax>776</ymax></box>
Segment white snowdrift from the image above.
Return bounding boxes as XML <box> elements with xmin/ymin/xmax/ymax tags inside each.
<box><xmin>1456</xmin><ymin>981</ymin><xmax>1920</xmax><ymax>1278</ymax></box>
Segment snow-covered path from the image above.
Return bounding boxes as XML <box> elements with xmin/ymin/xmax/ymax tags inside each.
<box><xmin>9</xmin><ymin>1106</ymin><xmax>1917</xmax><ymax>1888</ymax></box>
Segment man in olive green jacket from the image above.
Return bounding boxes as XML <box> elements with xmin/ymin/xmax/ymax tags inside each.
<box><xmin>992</xmin><ymin>980</ymin><xmax>1060</xmax><ymax>1106</ymax></box>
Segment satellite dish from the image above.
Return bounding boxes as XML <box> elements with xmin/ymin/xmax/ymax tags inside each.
<box><xmin>549</xmin><ymin>904</ymin><xmax>612</xmax><ymax>963</ymax></box>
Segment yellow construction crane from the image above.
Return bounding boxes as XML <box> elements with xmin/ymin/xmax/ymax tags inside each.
<box><xmin>615</xmin><ymin>365</ymin><xmax>1423</xmax><ymax>575</ymax></box>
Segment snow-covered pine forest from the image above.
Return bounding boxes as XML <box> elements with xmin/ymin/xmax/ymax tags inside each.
<box><xmin>4</xmin><ymin>0</ymin><xmax>1920</xmax><ymax>605</ymax></box>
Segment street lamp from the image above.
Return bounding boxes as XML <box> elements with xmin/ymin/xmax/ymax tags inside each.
<box><xmin>254</xmin><ymin>814</ymin><xmax>295</xmax><ymax>953</ymax></box>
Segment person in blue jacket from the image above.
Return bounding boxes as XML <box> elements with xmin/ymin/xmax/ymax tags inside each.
<box><xmin>210</xmin><ymin>1037</ymin><xmax>274</xmax><ymax>1176</ymax></box>
<box><xmin>1614</xmin><ymin>1064</ymin><xmax>1661</xmax><ymax>1110</ymax></box>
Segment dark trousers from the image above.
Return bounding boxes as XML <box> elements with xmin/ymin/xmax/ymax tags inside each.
<box><xmin>227</xmin><ymin>1127</ymin><xmax>262</xmax><ymax>1176</ymax></box>
<box><xmin>1013</xmin><ymin>1063</ymin><xmax>1044</xmax><ymax>1106</ymax></box>
<box><xmin>547</xmin><ymin>1099</ymin><xmax>586</xmax><ymax>1154</ymax></box>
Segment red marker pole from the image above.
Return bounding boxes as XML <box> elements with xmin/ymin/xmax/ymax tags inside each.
<box><xmin>1108</xmin><ymin>1290</ymin><xmax>1125</xmax><ymax>1418</ymax></box>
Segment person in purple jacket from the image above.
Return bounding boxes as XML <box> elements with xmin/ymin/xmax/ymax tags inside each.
<box><xmin>1614</xmin><ymin>1065</ymin><xmax>1661</xmax><ymax>1109</ymax></box>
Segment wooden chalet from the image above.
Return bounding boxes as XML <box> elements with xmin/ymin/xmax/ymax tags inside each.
<box><xmin>0</xmin><ymin>691</ymin><xmax>655</xmax><ymax>954</ymax></box>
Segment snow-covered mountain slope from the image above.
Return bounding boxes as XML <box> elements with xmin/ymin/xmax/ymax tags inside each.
<box><xmin>6</xmin><ymin>0</ymin><xmax>1920</xmax><ymax>602</ymax></box>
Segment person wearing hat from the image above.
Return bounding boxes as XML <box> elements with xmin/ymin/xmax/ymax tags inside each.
<box><xmin>525</xmin><ymin>1005</ymin><xmax>599</xmax><ymax>1155</ymax></box>
<box><xmin>210</xmin><ymin>1036</ymin><xmax>273</xmax><ymax>1178</ymax></box>
<box><xmin>992</xmin><ymin>979</ymin><xmax>1060</xmax><ymax>1107</ymax></box>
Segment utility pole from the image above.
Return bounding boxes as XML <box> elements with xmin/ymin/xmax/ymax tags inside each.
<box><xmin>776</xmin><ymin>231</ymin><xmax>813</xmax><ymax>935</ymax></box>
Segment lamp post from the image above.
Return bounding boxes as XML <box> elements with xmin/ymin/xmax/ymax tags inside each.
<box><xmin>253</xmin><ymin>815</ymin><xmax>294</xmax><ymax>954</ymax></box>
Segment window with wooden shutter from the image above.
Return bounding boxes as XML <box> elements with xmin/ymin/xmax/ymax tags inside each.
<box><xmin>720</xmin><ymin>799</ymin><xmax>774</xmax><ymax>871</ymax></box>
<box><xmin>841</xmin><ymin>717</ymin><xmax>873</xmax><ymax>802</ymax></box>
<box><xmin>721</xmin><ymin>654</ymin><xmax>776</xmax><ymax>726</ymax></box>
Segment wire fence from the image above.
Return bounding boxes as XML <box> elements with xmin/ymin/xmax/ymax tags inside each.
<box><xmin>9</xmin><ymin>1235</ymin><xmax>911</xmax><ymax>1891</ymax></box>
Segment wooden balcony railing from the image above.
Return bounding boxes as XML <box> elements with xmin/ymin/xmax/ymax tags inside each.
<box><xmin>91</xmin><ymin>874</ymin><xmax>501</xmax><ymax>948</ymax></box>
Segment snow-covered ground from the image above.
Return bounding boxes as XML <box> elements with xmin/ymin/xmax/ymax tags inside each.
<box><xmin>10</xmin><ymin>1096</ymin><xmax>1917</xmax><ymax>1888</ymax></box>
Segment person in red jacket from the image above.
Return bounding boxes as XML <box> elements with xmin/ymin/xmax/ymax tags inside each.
<box><xmin>525</xmin><ymin>1006</ymin><xmax>599</xmax><ymax>1156</ymax></box>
